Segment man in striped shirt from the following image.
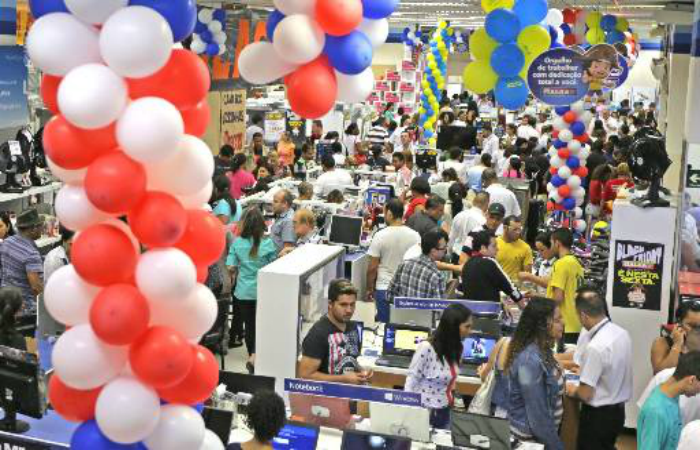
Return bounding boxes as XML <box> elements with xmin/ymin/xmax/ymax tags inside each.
<box><xmin>367</xmin><ymin>118</ymin><xmax>389</xmax><ymax>147</ymax></box>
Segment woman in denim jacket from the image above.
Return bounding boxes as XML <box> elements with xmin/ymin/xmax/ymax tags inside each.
<box><xmin>504</xmin><ymin>298</ymin><xmax>565</xmax><ymax>450</ymax></box>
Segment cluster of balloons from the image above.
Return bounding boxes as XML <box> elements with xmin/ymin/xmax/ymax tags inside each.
<box><xmin>402</xmin><ymin>27</ymin><xmax>423</xmax><ymax>48</ymax></box>
<box><xmin>191</xmin><ymin>8</ymin><xmax>227</xmax><ymax>56</ymax></box>
<box><xmin>559</xmin><ymin>7</ymin><xmax>587</xmax><ymax>46</ymax></box>
<box><xmin>27</xmin><ymin>1</ymin><xmax>226</xmax><ymax>449</ymax></box>
<box><xmin>546</xmin><ymin>102</ymin><xmax>594</xmax><ymax>232</ymax></box>
<box><xmin>239</xmin><ymin>0</ymin><xmax>398</xmax><ymax>119</ymax></box>
<box><xmin>463</xmin><ymin>0</ymin><xmax>552</xmax><ymax>110</ymax></box>
<box><xmin>417</xmin><ymin>21</ymin><xmax>453</xmax><ymax>147</ymax></box>
<box><xmin>542</xmin><ymin>9</ymin><xmax>565</xmax><ymax>49</ymax></box>
<box><xmin>584</xmin><ymin>11</ymin><xmax>630</xmax><ymax>46</ymax></box>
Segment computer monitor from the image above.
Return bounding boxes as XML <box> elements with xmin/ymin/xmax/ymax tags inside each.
<box><xmin>383</xmin><ymin>324</ymin><xmax>431</xmax><ymax>357</ymax></box>
<box><xmin>460</xmin><ymin>300</ymin><xmax>502</xmax><ymax>318</ymax></box>
<box><xmin>288</xmin><ymin>393</ymin><xmax>354</xmax><ymax>430</ymax></box>
<box><xmin>369</xmin><ymin>403</ymin><xmax>430</xmax><ymax>442</ymax></box>
<box><xmin>328</xmin><ymin>215</ymin><xmax>363</xmax><ymax>247</ymax></box>
<box><xmin>389</xmin><ymin>305</ymin><xmax>433</xmax><ymax>328</ymax></box>
<box><xmin>218</xmin><ymin>371</ymin><xmax>275</xmax><ymax>396</ymax></box>
<box><xmin>202</xmin><ymin>406</ymin><xmax>234</xmax><ymax>445</ymax></box>
<box><xmin>340</xmin><ymin>429</ymin><xmax>411</xmax><ymax>450</ymax></box>
<box><xmin>272</xmin><ymin>421</ymin><xmax>320</xmax><ymax>450</ymax></box>
<box><xmin>316</xmin><ymin>141</ymin><xmax>335</xmax><ymax>162</ymax></box>
<box><xmin>450</xmin><ymin>410</ymin><xmax>511</xmax><ymax>450</ymax></box>
<box><xmin>471</xmin><ymin>317</ymin><xmax>502</xmax><ymax>337</ymax></box>
<box><xmin>415</xmin><ymin>150</ymin><xmax>437</xmax><ymax>171</ymax></box>
<box><xmin>462</xmin><ymin>335</ymin><xmax>498</xmax><ymax>365</ymax></box>
<box><xmin>0</xmin><ymin>345</ymin><xmax>46</xmax><ymax>433</ymax></box>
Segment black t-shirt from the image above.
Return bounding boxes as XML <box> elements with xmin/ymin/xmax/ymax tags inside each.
<box><xmin>461</xmin><ymin>255</ymin><xmax>521</xmax><ymax>303</ymax></box>
<box><xmin>368</xmin><ymin>156</ymin><xmax>390</xmax><ymax>171</ymax></box>
<box><xmin>302</xmin><ymin>316</ymin><xmax>361</xmax><ymax>375</ymax></box>
<box><xmin>586</xmin><ymin>151</ymin><xmax>607</xmax><ymax>176</ymax></box>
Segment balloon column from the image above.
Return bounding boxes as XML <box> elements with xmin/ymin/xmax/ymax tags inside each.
<box><xmin>238</xmin><ymin>0</ymin><xmax>398</xmax><ymax>119</ymax></box>
<box><xmin>546</xmin><ymin>102</ymin><xmax>594</xmax><ymax>232</ymax></box>
<box><xmin>402</xmin><ymin>26</ymin><xmax>423</xmax><ymax>49</ymax></box>
<box><xmin>417</xmin><ymin>21</ymin><xmax>453</xmax><ymax>147</ymax></box>
<box><xmin>584</xmin><ymin>12</ymin><xmax>630</xmax><ymax>46</ymax></box>
<box><xmin>463</xmin><ymin>0</ymin><xmax>551</xmax><ymax>110</ymax></box>
<box><xmin>191</xmin><ymin>8</ymin><xmax>227</xmax><ymax>56</ymax></box>
<box><xmin>27</xmin><ymin>1</ymin><xmax>225</xmax><ymax>448</ymax></box>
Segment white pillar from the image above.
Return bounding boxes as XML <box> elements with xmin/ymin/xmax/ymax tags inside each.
<box><xmin>665</xmin><ymin>25</ymin><xmax>692</xmax><ymax>192</ymax></box>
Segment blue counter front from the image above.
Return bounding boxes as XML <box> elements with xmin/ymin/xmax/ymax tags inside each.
<box><xmin>0</xmin><ymin>410</ymin><xmax>76</xmax><ymax>449</ymax></box>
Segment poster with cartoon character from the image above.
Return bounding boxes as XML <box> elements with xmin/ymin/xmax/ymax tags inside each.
<box><xmin>612</xmin><ymin>240</ymin><xmax>664</xmax><ymax>311</ymax></box>
<box><xmin>580</xmin><ymin>44</ymin><xmax>622</xmax><ymax>95</ymax></box>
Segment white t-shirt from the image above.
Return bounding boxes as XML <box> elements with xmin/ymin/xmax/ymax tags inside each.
<box><xmin>517</xmin><ymin>125</ymin><xmax>539</xmax><ymax>140</ymax></box>
<box><xmin>449</xmin><ymin>206</ymin><xmax>486</xmax><ymax>255</ymax></box>
<box><xmin>313</xmin><ymin>169</ymin><xmax>354</xmax><ymax>197</ymax></box>
<box><xmin>485</xmin><ymin>184</ymin><xmax>521</xmax><ymax>217</ymax></box>
<box><xmin>679</xmin><ymin>420</ymin><xmax>700</xmax><ymax>449</ymax></box>
<box><xmin>367</xmin><ymin>226</ymin><xmax>421</xmax><ymax>290</ymax></box>
<box><xmin>637</xmin><ymin>368</ymin><xmax>700</xmax><ymax>426</ymax></box>
<box><xmin>246</xmin><ymin>125</ymin><xmax>263</xmax><ymax>145</ymax></box>
<box><xmin>343</xmin><ymin>135</ymin><xmax>359</xmax><ymax>156</ymax></box>
<box><xmin>482</xmin><ymin>134</ymin><xmax>500</xmax><ymax>158</ymax></box>
<box><xmin>440</xmin><ymin>159</ymin><xmax>467</xmax><ymax>183</ymax></box>
<box><xmin>333</xmin><ymin>153</ymin><xmax>346</xmax><ymax>166</ymax></box>
<box><xmin>390</xmin><ymin>126</ymin><xmax>405</xmax><ymax>150</ymax></box>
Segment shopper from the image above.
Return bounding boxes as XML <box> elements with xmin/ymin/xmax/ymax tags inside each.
<box><xmin>505</xmin><ymin>298</ymin><xmax>565</xmax><ymax>450</ymax></box>
<box><xmin>519</xmin><ymin>231</ymin><xmax>557</xmax><ymax>292</ymax></box>
<box><xmin>602</xmin><ymin>162</ymin><xmax>635</xmax><ymax>205</ymax></box>
<box><xmin>396</xmin><ymin>130</ymin><xmax>415</xmax><ymax>154</ymax></box>
<box><xmin>227</xmin><ymin>153</ymin><xmax>256</xmax><ymax>200</ymax></box>
<box><xmin>226</xmin><ymin>207</ymin><xmax>277</xmax><ymax>373</ymax></box>
<box><xmin>449</xmin><ymin>192</ymin><xmax>489</xmax><ymax>261</ymax></box>
<box><xmin>298</xmin><ymin>279</ymin><xmax>370</xmax><ymax>384</ymax></box>
<box><xmin>439</xmin><ymin>147</ymin><xmax>467</xmax><ymax>183</ymax></box>
<box><xmin>482</xmin><ymin>169</ymin><xmax>521</xmax><ymax>217</ymax></box>
<box><xmin>588</xmin><ymin>164</ymin><xmax>613</xmax><ymax>215</ymax></box>
<box><xmin>479</xmin><ymin>123</ymin><xmax>500</xmax><ymax>158</ymax></box>
<box><xmin>343</xmin><ymin>123</ymin><xmax>360</xmax><ymax>156</ymax></box>
<box><xmin>407</xmin><ymin>195</ymin><xmax>445</xmax><ymax>238</ymax></box>
<box><xmin>366</xmin><ymin>199</ymin><xmax>421</xmax><ymax>322</ymax></box>
<box><xmin>0</xmin><ymin>208</ymin><xmax>43</xmax><ymax>316</ymax></box>
<box><xmin>314</xmin><ymin>155</ymin><xmax>353</xmax><ymax>198</ymax></box>
<box><xmin>249</xmin><ymin>132</ymin><xmax>268</xmax><ymax>161</ymax></box>
<box><xmin>547</xmin><ymin>228</ymin><xmax>584</xmax><ymax>343</ymax></box>
<box><xmin>467</xmin><ymin>153</ymin><xmax>491</xmax><ymax>192</ymax></box>
<box><xmin>517</xmin><ymin>115</ymin><xmax>540</xmax><ymax>140</ymax></box>
<box><xmin>310</xmin><ymin>120</ymin><xmax>323</xmax><ymax>146</ymax></box>
<box><xmin>367</xmin><ymin>145</ymin><xmax>391</xmax><ymax>171</ymax></box>
<box><xmin>269</xmin><ymin>190</ymin><xmax>296</xmax><ymax>255</ymax></box>
<box><xmin>392</xmin><ymin>152</ymin><xmax>414</xmax><ymax>197</ymax></box>
<box><xmin>652</xmin><ymin>300</ymin><xmax>700</xmax><ymax>374</ymax></box>
<box><xmin>246</xmin><ymin>115</ymin><xmax>264</xmax><ymax>145</ymax></box>
<box><xmin>276</xmin><ymin>132</ymin><xmax>296</xmax><ymax>168</ymax></box>
<box><xmin>212</xmin><ymin>175</ymin><xmax>241</xmax><ymax>227</ymax></box>
<box><xmin>404</xmin><ymin>177</ymin><xmax>431</xmax><ymax>219</ymax></box>
<box><xmin>214</xmin><ymin>144</ymin><xmax>234</xmax><ymax>177</ymax></box>
<box><xmin>638</xmin><ymin>352</ymin><xmax>700</xmax><ymax>450</ymax></box>
<box><xmin>229</xmin><ymin>390</ymin><xmax>286</xmax><ymax>450</ymax></box>
<box><xmin>297</xmin><ymin>182</ymin><xmax>313</xmax><ymax>202</ymax></box>
<box><xmin>387</xmin><ymin>228</ymin><xmax>448</xmax><ymax>303</ymax></box>
<box><xmin>405</xmin><ymin>303</ymin><xmax>473</xmax><ymax>429</ymax></box>
<box><xmin>367</xmin><ymin>117</ymin><xmax>389</xmax><ymax>146</ymax></box>
<box><xmin>457</xmin><ymin>203</ymin><xmax>506</xmax><ymax>264</ymax></box>
<box><xmin>495</xmin><ymin>216</ymin><xmax>533</xmax><ymax>282</ymax></box>
<box><xmin>0</xmin><ymin>287</ymin><xmax>26</xmax><ymax>351</ymax></box>
<box><xmin>461</xmin><ymin>229</ymin><xmax>524</xmax><ymax>304</ymax></box>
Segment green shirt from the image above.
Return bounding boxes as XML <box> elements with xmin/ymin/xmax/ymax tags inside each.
<box><xmin>226</xmin><ymin>237</ymin><xmax>277</xmax><ymax>300</ymax></box>
<box><xmin>638</xmin><ymin>386</ymin><xmax>682</xmax><ymax>450</ymax></box>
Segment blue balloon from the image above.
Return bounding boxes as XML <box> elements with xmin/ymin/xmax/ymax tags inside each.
<box><xmin>130</xmin><ymin>0</ymin><xmax>197</xmax><ymax>42</ymax></box>
<box><xmin>361</xmin><ymin>0</ymin><xmax>399</xmax><ymax>19</ymax></box>
<box><xmin>567</xmin><ymin>156</ymin><xmax>581</xmax><ymax>169</ymax></box>
<box><xmin>415</xmin><ymin>31</ymin><xmax>422</xmax><ymax>38</ymax></box>
<box><xmin>194</xmin><ymin>21</ymin><xmax>207</xmax><ymax>34</ymax></box>
<box><xmin>562</xmin><ymin>197</ymin><xmax>576</xmax><ymax>210</ymax></box>
<box><xmin>29</xmin><ymin>0</ymin><xmax>68</xmax><ymax>18</ymax></box>
<box><xmin>513</xmin><ymin>0</ymin><xmax>548</xmax><ymax>27</ymax></box>
<box><xmin>570</xmin><ymin>121</ymin><xmax>586</xmax><ymax>136</ymax></box>
<box><xmin>551</xmin><ymin>175</ymin><xmax>565</xmax><ymax>187</ymax></box>
<box><xmin>494</xmin><ymin>77</ymin><xmax>529</xmax><ymax>110</ymax></box>
<box><xmin>491</xmin><ymin>43</ymin><xmax>525</xmax><ymax>78</ymax></box>
<box><xmin>205</xmin><ymin>43</ymin><xmax>220</xmax><ymax>56</ymax></box>
<box><xmin>200</xmin><ymin>30</ymin><xmax>213</xmax><ymax>43</ymax></box>
<box><xmin>551</xmin><ymin>42</ymin><xmax>564</xmax><ymax>49</ymax></box>
<box><xmin>324</xmin><ymin>32</ymin><xmax>373</xmax><ymax>75</ymax></box>
<box><xmin>266</xmin><ymin>10</ymin><xmax>285</xmax><ymax>42</ymax></box>
<box><xmin>71</xmin><ymin>420</ymin><xmax>141</xmax><ymax>450</ymax></box>
<box><xmin>600</xmin><ymin>14</ymin><xmax>617</xmax><ymax>32</ymax></box>
<box><xmin>554</xmin><ymin>106</ymin><xmax>570</xmax><ymax>116</ymax></box>
<box><xmin>553</xmin><ymin>139</ymin><xmax>567</xmax><ymax>149</ymax></box>
<box><xmin>212</xmin><ymin>9</ymin><xmax>227</xmax><ymax>23</ymax></box>
<box><xmin>560</xmin><ymin>23</ymin><xmax>572</xmax><ymax>34</ymax></box>
<box><xmin>194</xmin><ymin>402</ymin><xmax>204</xmax><ymax>413</ymax></box>
<box><xmin>548</xmin><ymin>26</ymin><xmax>558</xmax><ymax>43</ymax></box>
<box><xmin>485</xmin><ymin>9</ymin><xmax>521</xmax><ymax>43</ymax></box>
<box><xmin>605</xmin><ymin>30</ymin><xmax>625</xmax><ymax>45</ymax></box>
<box><xmin>425</xmin><ymin>130</ymin><xmax>433</xmax><ymax>138</ymax></box>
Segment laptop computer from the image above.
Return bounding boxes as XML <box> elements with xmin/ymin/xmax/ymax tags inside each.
<box><xmin>340</xmin><ymin>429</ymin><xmax>412</xmax><ymax>450</ymax></box>
<box><xmin>450</xmin><ymin>410</ymin><xmax>512</xmax><ymax>450</ymax></box>
<box><xmin>375</xmin><ymin>323</ymin><xmax>431</xmax><ymax>369</ymax></box>
<box><xmin>460</xmin><ymin>334</ymin><xmax>498</xmax><ymax>377</ymax></box>
<box><xmin>288</xmin><ymin>393</ymin><xmax>355</xmax><ymax>430</ymax></box>
<box><xmin>369</xmin><ymin>402</ymin><xmax>431</xmax><ymax>442</ymax></box>
<box><xmin>272</xmin><ymin>421</ymin><xmax>320</xmax><ymax>450</ymax></box>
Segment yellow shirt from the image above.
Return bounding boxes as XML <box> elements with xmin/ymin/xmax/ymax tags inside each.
<box><xmin>547</xmin><ymin>254</ymin><xmax>585</xmax><ymax>334</ymax></box>
<box><xmin>496</xmin><ymin>237</ymin><xmax>534</xmax><ymax>283</ymax></box>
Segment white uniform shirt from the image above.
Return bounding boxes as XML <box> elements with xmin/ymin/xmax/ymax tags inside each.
<box><xmin>313</xmin><ymin>169</ymin><xmax>354</xmax><ymax>197</ymax></box>
<box><xmin>482</xmin><ymin>134</ymin><xmax>500</xmax><ymax>158</ymax></box>
<box><xmin>367</xmin><ymin>226</ymin><xmax>421</xmax><ymax>290</ymax></box>
<box><xmin>448</xmin><ymin>207</ymin><xmax>486</xmax><ymax>255</ymax></box>
<box><xmin>440</xmin><ymin>159</ymin><xmax>467</xmax><ymax>183</ymax></box>
<box><xmin>485</xmin><ymin>184</ymin><xmax>521</xmax><ymax>217</ymax></box>
<box><xmin>638</xmin><ymin>368</ymin><xmax>700</xmax><ymax>426</ymax></box>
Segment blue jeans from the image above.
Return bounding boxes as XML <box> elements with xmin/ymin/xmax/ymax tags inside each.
<box><xmin>430</xmin><ymin>407</ymin><xmax>451</xmax><ymax>430</ymax></box>
<box><xmin>374</xmin><ymin>290</ymin><xmax>389</xmax><ymax>323</ymax></box>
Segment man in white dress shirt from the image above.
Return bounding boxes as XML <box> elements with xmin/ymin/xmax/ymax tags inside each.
<box><xmin>314</xmin><ymin>155</ymin><xmax>354</xmax><ymax>198</ymax></box>
<box><xmin>482</xmin><ymin>169</ymin><xmax>521</xmax><ymax>217</ymax></box>
<box><xmin>448</xmin><ymin>191</ymin><xmax>489</xmax><ymax>261</ymax></box>
<box><xmin>479</xmin><ymin>123</ymin><xmax>500</xmax><ymax>158</ymax></box>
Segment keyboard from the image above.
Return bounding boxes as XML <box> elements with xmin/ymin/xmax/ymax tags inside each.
<box><xmin>375</xmin><ymin>354</ymin><xmax>413</xmax><ymax>369</ymax></box>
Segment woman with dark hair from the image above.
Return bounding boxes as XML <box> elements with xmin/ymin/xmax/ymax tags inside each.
<box><xmin>651</xmin><ymin>300</ymin><xmax>700</xmax><ymax>374</ymax></box>
<box><xmin>212</xmin><ymin>175</ymin><xmax>241</xmax><ymax>227</ymax></box>
<box><xmin>226</xmin><ymin>207</ymin><xmax>277</xmax><ymax>372</ymax></box>
<box><xmin>343</xmin><ymin>122</ymin><xmax>360</xmax><ymax>156</ymax></box>
<box><xmin>227</xmin><ymin>153</ymin><xmax>256</xmax><ymax>199</ymax></box>
<box><xmin>0</xmin><ymin>287</ymin><xmax>26</xmax><ymax>351</ymax></box>
<box><xmin>406</xmin><ymin>303</ymin><xmax>473</xmax><ymax>429</ymax></box>
<box><xmin>228</xmin><ymin>390</ymin><xmax>286</xmax><ymax>450</ymax></box>
<box><xmin>505</xmin><ymin>297</ymin><xmax>565</xmax><ymax>449</ymax></box>
<box><xmin>0</xmin><ymin>212</ymin><xmax>15</xmax><ymax>242</ymax></box>
<box><xmin>588</xmin><ymin>164</ymin><xmax>613</xmax><ymax>212</ymax></box>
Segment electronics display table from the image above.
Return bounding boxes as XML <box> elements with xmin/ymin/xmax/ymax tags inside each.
<box><xmin>0</xmin><ymin>410</ymin><xmax>76</xmax><ymax>449</ymax></box>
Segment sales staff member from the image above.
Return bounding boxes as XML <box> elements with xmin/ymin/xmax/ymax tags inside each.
<box><xmin>566</xmin><ymin>288</ymin><xmax>633</xmax><ymax>450</ymax></box>
<box><xmin>270</xmin><ymin>190</ymin><xmax>296</xmax><ymax>254</ymax></box>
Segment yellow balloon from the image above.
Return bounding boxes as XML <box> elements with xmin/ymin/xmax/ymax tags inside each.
<box><xmin>463</xmin><ymin>60</ymin><xmax>497</xmax><ymax>95</ymax></box>
<box><xmin>481</xmin><ymin>0</ymin><xmax>514</xmax><ymax>13</ymax></box>
<box><xmin>438</xmin><ymin>21</ymin><xmax>447</xmax><ymax>29</ymax></box>
<box><xmin>517</xmin><ymin>25</ymin><xmax>551</xmax><ymax>62</ymax></box>
<box><xmin>586</xmin><ymin>11</ymin><xmax>602</xmax><ymax>29</ymax></box>
<box><xmin>447</xmin><ymin>28</ymin><xmax>454</xmax><ymax>36</ymax></box>
<box><xmin>422</xmin><ymin>80</ymin><xmax>430</xmax><ymax>90</ymax></box>
<box><xmin>469</xmin><ymin>28</ymin><xmax>498</xmax><ymax>61</ymax></box>
<box><xmin>615</xmin><ymin>17</ymin><xmax>629</xmax><ymax>32</ymax></box>
<box><xmin>586</xmin><ymin>27</ymin><xmax>605</xmax><ymax>45</ymax></box>
<box><xmin>429</xmin><ymin>137</ymin><xmax>437</xmax><ymax>146</ymax></box>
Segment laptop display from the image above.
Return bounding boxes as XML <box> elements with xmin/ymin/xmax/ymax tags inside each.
<box><xmin>451</xmin><ymin>410</ymin><xmax>511</xmax><ymax>450</ymax></box>
<box><xmin>462</xmin><ymin>335</ymin><xmax>498</xmax><ymax>364</ymax></box>
<box><xmin>340</xmin><ymin>429</ymin><xmax>412</xmax><ymax>450</ymax></box>
<box><xmin>383</xmin><ymin>324</ymin><xmax>431</xmax><ymax>357</ymax></box>
<box><xmin>328</xmin><ymin>215</ymin><xmax>363</xmax><ymax>247</ymax></box>
<box><xmin>272</xmin><ymin>421</ymin><xmax>320</xmax><ymax>450</ymax></box>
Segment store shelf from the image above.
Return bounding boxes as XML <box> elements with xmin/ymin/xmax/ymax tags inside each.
<box><xmin>0</xmin><ymin>182</ymin><xmax>62</xmax><ymax>204</ymax></box>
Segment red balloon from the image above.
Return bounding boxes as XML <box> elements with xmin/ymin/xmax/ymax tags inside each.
<box><xmin>564</xmin><ymin>34</ymin><xmax>577</xmax><ymax>46</ymax></box>
<box><xmin>90</xmin><ymin>284</ymin><xmax>150</xmax><ymax>346</ymax></box>
<box><xmin>128</xmin><ymin>50</ymin><xmax>211</xmax><ymax>110</ymax></box>
<box><xmin>285</xmin><ymin>57</ymin><xmax>337</xmax><ymax>119</ymax></box>
<box><xmin>557</xmin><ymin>149</ymin><xmax>570</xmax><ymax>159</ymax></box>
<box><xmin>175</xmin><ymin>210</ymin><xmax>226</xmax><ymax>266</ymax></box>
<box><xmin>549</xmin><ymin>167</ymin><xmax>558</xmax><ymax>175</ymax></box>
<box><xmin>72</xmin><ymin>224</ymin><xmax>139</xmax><ymax>286</ymax></box>
<box><xmin>49</xmin><ymin>375</ymin><xmax>102</xmax><ymax>422</ymax></box>
<box><xmin>315</xmin><ymin>0</ymin><xmax>362</xmax><ymax>36</ymax></box>
<box><xmin>554</xmin><ymin>203</ymin><xmax>565</xmax><ymax>211</ymax></box>
<box><xmin>563</xmin><ymin>111</ymin><xmax>577</xmax><ymax>124</ymax></box>
<box><xmin>574</xmin><ymin>132</ymin><xmax>589</xmax><ymax>143</ymax></box>
<box><xmin>128</xmin><ymin>192</ymin><xmax>187</xmax><ymax>248</ymax></box>
<box><xmin>43</xmin><ymin>116</ymin><xmax>117</xmax><ymax>170</ymax></box>
<box><xmin>552</xmin><ymin>130</ymin><xmax>559</xmax><ymax>139</ymax></box>
<box><xmin>546</xmin><ymin>201</ymin><xmax>555</xmax><ymax>212</ymax></box>
<box><xmin>157</xmin><ymin>346</ymin><xmax>219</xmax><ymax>405</ymax></box>
<box><xmin>196</xmin><ymin>265</ymin><xmax>208</xmax><ymax>283</ymax></box>
<box><xmin>181</xmin><ymin>100</ymin><xmax>210</xmax><ymax>137</ymax></box>
<box><xmin>575</xmin><ymin>166</ymin><xmax>589</xmax><ymax>178</ymax></box>
<box><xmin>558</xmin><ymin>185</ymin><xmax>571</xmax><ymax>198</ymax></box>
<box><xmin>85</xmin><ymin>152</ymin><xmax>147</xmax><ymax>214</ymax></box>
<box><xmin>563</xmin><ymin>8</ymin><xmax>576</xmax><ymax>24</ymax></box>
<box><xmin>130</xmin><ymin>326</ymin><xmax>194</xmax><ymax>389</ymax></box>
<box><xmin>41</xmin><ymin>75</ymin><xmax>62</xmax><ymax>114</ymax></box>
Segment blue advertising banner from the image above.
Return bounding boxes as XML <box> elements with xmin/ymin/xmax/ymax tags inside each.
<box><xmin>527</xmin><ymin>47</ymin><xmax>588</xmax><ymax>106</ymax></box>
<box><xmin>284</xmin><ymin>379</ymin><xmax>422</xmax><ymax>407</ymax></box>
<box><xmin>0</xmin><ymin>46</ymin><xmax>28</xmax><ymax>129</ymax></box>
<box><xmin>394</xmin><ymin>297</ymin><xmax>501</xmax><ymax>316</ymax></box>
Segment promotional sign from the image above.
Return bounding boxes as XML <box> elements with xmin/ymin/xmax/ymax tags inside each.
<box><xmin>284</xmin><ymin>379</ymin><xmax>422</xmax><ymax>407</ymax></box>
<box><xmin>612</xmin><ymin>240</ymin><xmax>664</xmax><ymax>311</ymax></box>
<box><xmin>374</xmin><ymin>81</ymin><xmax>390</xmax><ymax>92</ymax></box>
<box><xmin>264</xmin><ymin>111</ymin><xmax>286</xmax><ymax>143</ymax></box>
<box><xmin>0</xmin><ymin>46</ymin><xmax>28</xmax><ymax>129</ymax></box>
<box><xmin>384</xmin><ymin>92</ymin><xmax>400</xmax><ymax>103</ymax></box>
<box><xmin>385</xmin><ymin>71</ymin><xmax>401</xmax><ymax>82</ymax></box>
<box><xmin>399</xmin><ymin>82</ymin><xmax>415</xmax><ymax>92</ymax></box>
<box><xmin>394</xmin><ymin>298</ymin><xmax>501</xmax><ymax>316</ymax></box>
<box><xmin>220</xmin><ymin>89</ymin><xmax>246</xmax><ymax>152</ymax></box>
<box><xmin>401</xmin><ymin>60</ymin><xmax>416</xmax><ymax>71</ymax></box>
<box><xmin>286</xmin><ymin>112</ymin><xmax>306</xmax><ymax>146</ymax></box>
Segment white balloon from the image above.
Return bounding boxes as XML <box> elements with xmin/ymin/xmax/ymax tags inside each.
<box><xmin>53</xmin><ymin>324</ymin><xmax>128</xmax><ymax>390</ymax></box>
<box><xmin>586</xmin><ymin>204</ymin><xmax>600</xmax><ymax>216</ymax></box>
<box><xmin>198</xmin><ymin>430</ymin><xmax>225</xmax><ymax>450</ymax></box>
<box><xmin>573</xmin><ymin>207</ymin><xmax>583</xmax><ymax>219</ymax></box>
<box><xmin>575</xmin><ymin>197</ymin><xmax>584</xmax><ymax>207</ymax></box>
<box><xmin>546</xmin><ymin>182</ymin><xmax>554</xmax><ymax>193</ymax></box>
<box><xmin>574</xmin><ymin>187</ymin><xmax>586</xmax><ymax>199</ymax></box>
<box><xmin>571</xmin><ymin>101</ymin><xmax>586</xmax><ymax>115</ymax></box>
<box><xmin>100</xmin><ymin>6</ymin><xmax>174</xmax><ymax>78</ymax></box>
<box><xmin>581</xmin><ymin>111</ymin><xmax>594</xmax><ymax>125</ymax></box>
<box><xmin>217</xmin><ymin>45</ymin><xmax>226</xmax><ymax>56</ymax></box>
<box><xmin>575</xmin><ymin>220</ymin><xmax>587</xmax><ymax>233</ymax></box>
<box><xmin>57</xmin><ymin>64</ymin><xmax>128</xmax><ymax>130</ymax></box>
<box><xmin>550</xmin><ymin>191</ymin><xmax>561</xmax><ymax>202</ymax></box>
<box><xmin>26</xmin><ymin>13</ymin><xmax>101</xmax><ymax>76</ymax></box>
<box><xmin>556</xmin><ymin>27</ymin><xmax>564</xmax><ymax>44</ymax></box>
<box><xmin>208</xmin><ymin>21</ymin><xmax>223</xmax><ymax>34</ymax></box>
<box><xmin>550</xmin><ymin>155</ymin><xmax>563</xmax><ymax>169</ymax></box>
<box><xmin>567</xmin><ymin>140</ymin><xmax>582</xmax><ymax>154</ymax></box>
<box><xmin>567</xmin><ymin>175</ymin><xmax>582</xmax><ymax>190</ymax></box>
<box><xmin>198</xmin><ymin>9</ymin><xmax>213</xmax><ymax>24</ymax></box>
<box><xmin>191</xmin><ymin>38</ymin><xmax>206</xmax><ymax>54</ymax></box>
<box><xmin>213</xmin><ymin>31</ymin><xmax>227</xmax><ymax>45</ymax></box>
<box><xmin>358</xmin><ymin>18</ymin><xmax>389</xmax><ymax>48</ymax></box>
<box><xmin>335</xmin><ymin>68</ymin><xmax>374</xmax><ymax>103</ymax></box>
<box><xmin>136</xmin><ymin>248</ymin><xmax>197</xmax><ymax>302</ymax></box>
<box><xmin>146</xmin><ymin>136</ymin><xmax>214</xmax><ymax>196</ymax></box>
<box><xmin>273</xmin><ymin>0</ymin><xmax>316</xmax><ymax>16</ymax></box>
<box><xmin>579</xmin><ymin>146</ymin><xmax>590</xmax><ymax>160</ymax></box>
<box><xmin>149</xmin><ymin>284</ymin><xmax>218</xmax><ymax>340</ymax></box>
<box><xmin>558</xmin><ymin>129</ymin><xmax>573</xmax><ymax>143</ymax></box>
<box><xmin>47</xmin><ymin>157</ymin><xmax>87</xmax><ymax>184</ymax></box>
<box><xmin>273</xmin><ymin>15</ymin><xmax>325</xmax><ymax>65</ymax></box>
<box><xmin>176</xmin><ymin>180</ymin><xmax>213</xmax><ymax>209</ymax></box>
<box><xmin>117</xmin><ymin>97</ymin><xmax>184</xmax><ymax>164</ymax></box>
<box><xmin>558</xmin><ymin>166</ymin><xmax>572</xmax><ymax>179</ymax></box>
<box><xmin>238</xmin><ymin>41</ymin><xmax>298</xmax><ymax>85</ymax></box>
<box><xmin>65</xmin><ymin>0</ymin><xmax>128</xmax><ymax>25</ymax></box>
<box><xmin>44</xmin><ymin>265</ymin><xmax>100</xmax><ymax>327</ymax></box>
<box><xmin>552</xmin><ymin>117</ymin><xmax>567</xmax><ymax>132</ymax></box>
<box><xmin>55</xmin><ymin>184</ymin><xmax>111</xmax><ymax>231</ymax></box>
<box><xmin>547</xmin><ymin>147</ymin><xmax>557</xmax><ymax>158</ymax></box>
<box><xmin>546</xmin><ymin>9</ymin><xmax>564</xmax><ymax>28</ymax></box>
<box><xmin>96</xmin><ymin>376</ymin><xmax>161</xmax><ymax>444</ymax></box>
<box><xmin>144</xmin><ymin>405</ymin><xmax>206</xmax><ymax>450</ymax></box>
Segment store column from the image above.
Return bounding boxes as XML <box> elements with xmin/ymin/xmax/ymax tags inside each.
<box><xmin>682</xmin><ymin>2</ymin><xmax>700</xmax><ymax>202</ymax></box>
<box><xmin>665</xmin><ymin>25</ymin><xmax>692</xmax><ymax>192</ymax></box>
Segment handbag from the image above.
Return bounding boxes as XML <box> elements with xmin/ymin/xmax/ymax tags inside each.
<box><xmin>467</xmin><ymin>338</ymin><xmax>507</xmax><ymax>415</ymax></box>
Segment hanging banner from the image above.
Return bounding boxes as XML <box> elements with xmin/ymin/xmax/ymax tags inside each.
<box><xmin>0</xmin><ymin>46</ymin><xmax>29</xmax><ymax>129</ymax></box>
<box><xmin>612</xmin><ymin>240</ymin><xmax>664</xmax><ymax>311</ymax></box>
<box><xmin>264</xmin><ymin>111</ymin><xmax>286</xmax><ymax>143</ymax></box>
<box><xmin>286</xmin><ymin>112</ymin><xmax>306</xmax><ymax>146</ymax></box>
<box><xmin>220</xmin><ymin>89</ymin><xmax>246</xmax><ymax>152</ymax></box>
<box><xmin>0</xmin><ymin>0</ymin><xmax>17</xmax><ymax>45</ymax></box>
